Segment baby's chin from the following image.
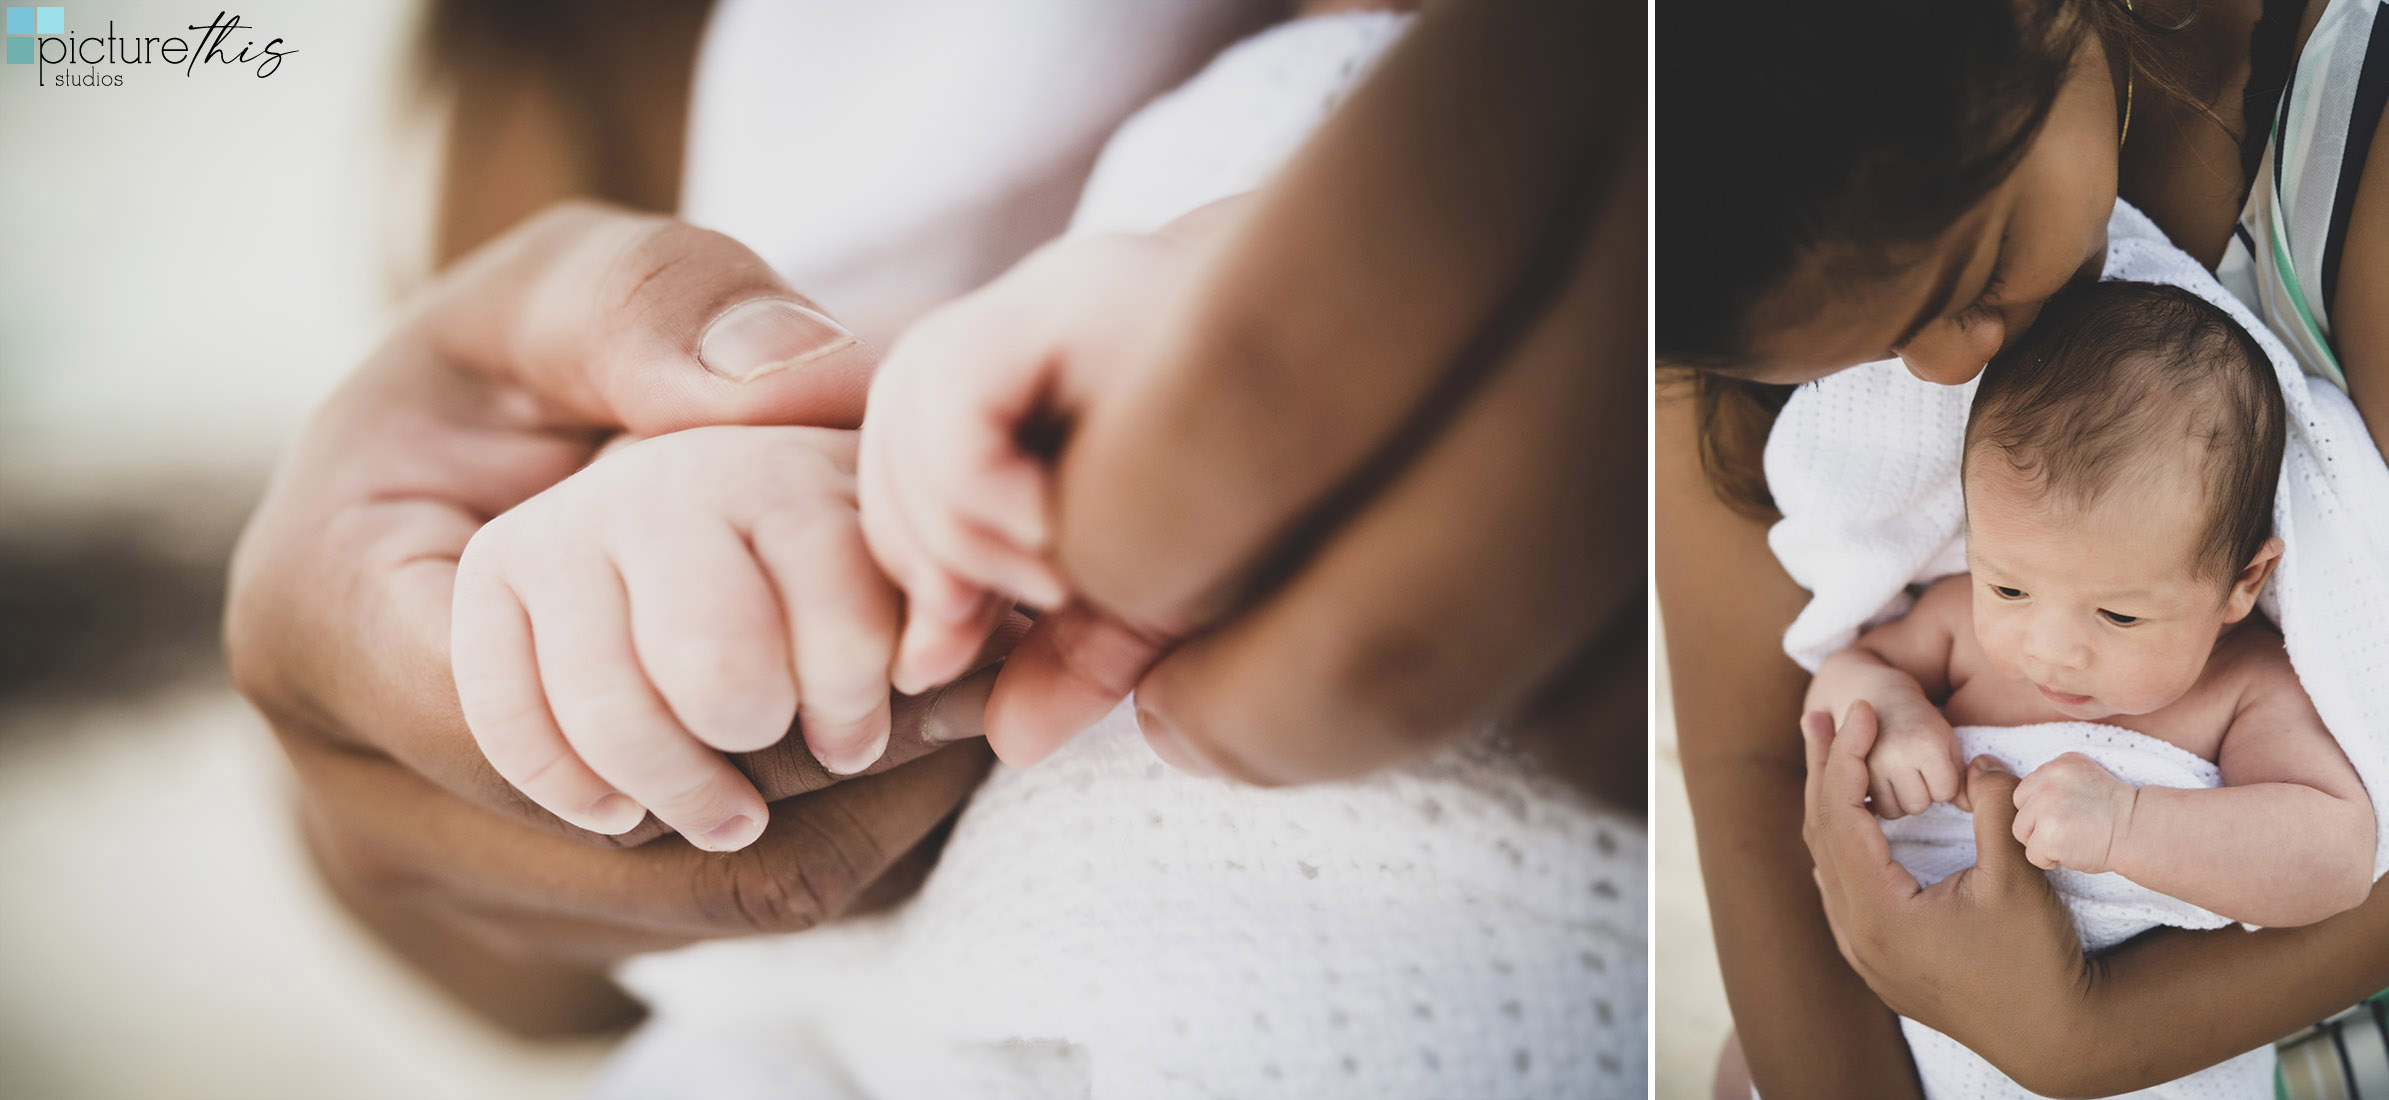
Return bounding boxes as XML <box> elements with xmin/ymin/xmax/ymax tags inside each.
<box><xmin>2041</xmin><ymin>686</ymin><xmax>2186</xmax><ymax>722</ymax></box>
<box><xmin>2044</xmin><ymin>697</ymin><xmax>2121</xmax><ymax>721</ymax></box>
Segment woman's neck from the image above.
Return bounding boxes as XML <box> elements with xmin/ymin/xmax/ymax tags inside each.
<box><xmin>2119</xmin><ymin>0</ymin><xmax>2324</xmax><ymax>266</ymax></box>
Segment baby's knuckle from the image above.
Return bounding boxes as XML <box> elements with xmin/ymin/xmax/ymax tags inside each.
<box><xmin>549</xmin><ymin>689</ymin><xmax>652</xmax><ymax>742</ymax></box>
<box><xmin>799</xmin><ymin>688</ymin><xmax>882</xmax><ymax>734</ymax></box>
<box><xmin>660</xmin><ymin>642</ymin><xmax>776</xmax><ymax>704</ymax></box>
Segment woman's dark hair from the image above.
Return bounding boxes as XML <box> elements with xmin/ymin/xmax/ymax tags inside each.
<box><xmin>1659</xmin><ymin>0</ymin><xmax>2231</xmax><ymax>514</ymax></box>
<box><xmin>1659</xmin><ymin>0</ymin><xmax>2082</xmax><ymax>370</ymax></box>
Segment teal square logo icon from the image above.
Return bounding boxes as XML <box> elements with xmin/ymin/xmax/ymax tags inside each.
<box><xmin>6</xmin><ymin>5</ymin><xmax>58</xmax><ymax>64</ymax></box>
<box><xmin>6</xmin><ymin>7</ymin><xmax>61</xmax><ymax>35</ymax></box>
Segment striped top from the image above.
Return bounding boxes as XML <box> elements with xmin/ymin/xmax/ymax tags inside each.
<box><xmin>2220</xmin><ymin>0</ymin><xmax>2389</xmax><ymax>389</ymax></box>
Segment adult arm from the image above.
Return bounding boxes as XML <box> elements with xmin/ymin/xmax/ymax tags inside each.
<box><xmin>1015</xmin><ymin>0</ymin><xmax>1640</xmax><ymax>803</ymax></box>
<box><xmin>1806</xmin><ymin>672</ymin><xmax>2389</xmax><ymax>1096</ymax></box>
<box><xmin>1653</xmin><ymin>385</ymin><xmax>1924</xmax><ymax>1099</ymax></box>
<box><xmin>2326</xmin><ymin>87</ymin><xmax>2389</xmax><ymax>480</ymax></box>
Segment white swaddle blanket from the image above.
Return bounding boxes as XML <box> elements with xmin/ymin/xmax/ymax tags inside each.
<box><xmin>1882</xmin><ymin>725</ymin><xmax>2230</xmax><ymax>952</ymax></box>
<box><xmin>1883</xmin><ymin>727</ymin><xmax>2273</xmax><ymax>1100</ymax></box>
<box><xmin>1765</xmin><ymin>199</ymin><xmax>2389</xmax><ymax>1099</ymax></box>
<box><xmin>593</xmin><ymin>13</ymin><xmax>1645</xmax><ymax>1100</ymax></box>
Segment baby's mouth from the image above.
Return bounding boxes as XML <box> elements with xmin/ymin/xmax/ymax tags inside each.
<box><xmin>2037</xmin><ymin>683</ymin><xmax>2094</xmax><ymax>707</ymax></box>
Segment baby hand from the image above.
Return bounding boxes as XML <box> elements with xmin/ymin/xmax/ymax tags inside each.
<box><xmin>1860</xmin><ymin>700</ymin><xmax>1962</xmax><ymax>819</ymax></box>
<box><xmin>858</xmin><ymin>217</ymin><xmax>1220</xmax><ymax>751</ymax></box>
<box><xmin>450</xmin><ymin>426</ymin><xmax>902</xmax><ymax>850</ymax></box>
<box><xmin>2011</xmin><ymin>753</ymin><xmax>2137</xmax><ymax>874</ymax></box>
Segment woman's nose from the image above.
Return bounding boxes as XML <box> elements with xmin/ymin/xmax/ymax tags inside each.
<box><xmin>1897</xmin><ymin>310</ymin><xmax>2006</xmax><ymax>386</ymax></box>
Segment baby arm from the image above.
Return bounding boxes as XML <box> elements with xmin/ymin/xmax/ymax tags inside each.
<box><xmin>450</xmin><ymin>425</ymin><xmax>902</xmax><ymax>850</ymax></box>
<box><xmin>2012</xmin><ymin>667</ymin><xmax>2375</xmax><ymax>927</ymax></box>
<box><xmin>1805</xmin><ymin>575</ymin><xmax>1966</xmax><ymax>818</ymax></box>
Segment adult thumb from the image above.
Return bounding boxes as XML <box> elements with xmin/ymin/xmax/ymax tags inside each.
<box><xmin>1964</xmin><ymin>758</ymin><xmax>2031</xmax><ymax>881</ymax></box>
<box><xmin>424</xmin><ymin>202</ymin><xmax>879</xmax><ymax>434</ymax></box>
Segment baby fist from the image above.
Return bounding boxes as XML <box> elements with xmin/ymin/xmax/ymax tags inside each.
<box><xmin>2011</xmin><ymin>753</ymin><xmax>2137</xmax><ymax>874</ymax></box>
<box><xmin>1861</xmin><ymin>704</ymin><xmax>1961</xmax><ymax>820</ymax></box>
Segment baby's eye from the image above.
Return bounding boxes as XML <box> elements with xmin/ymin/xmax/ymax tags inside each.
<box><xmin>2099</xmin><ymin>609</ymin><xmax>2140</xmax><ymax>626</ymax></box>
<box><xmin>1990</xmin><ymin>585</ymin><xmax>2025</xmax><ymax>600</ymax></box>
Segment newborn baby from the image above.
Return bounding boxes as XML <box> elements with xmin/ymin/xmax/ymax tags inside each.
<box><xmin>1806</xmin><ymin>279</ymin><xmax>2374</xmax><ymax>930</ymax></box>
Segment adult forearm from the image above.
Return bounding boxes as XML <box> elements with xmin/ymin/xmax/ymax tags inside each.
<box><xmin>1658</xmin><ymin>385</ymin><xmax>1921</xmax><ymax>1098</ymax></box>
<box><xmin>1684</xmin><ymin>746</ymin><xmax>1924</xmax><ymax>1100</ymax></box>
<box><xmin>1963</xmin><ymin>889</ymin><xmax>2389</xmax><ymax>1096</ymax></box>
<box><xmin>299</xmin><ymin>800</ymin><xmax>645</xmax><ymax>1039</ymax></box>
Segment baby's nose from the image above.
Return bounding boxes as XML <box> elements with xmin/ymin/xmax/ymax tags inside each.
<box><xmin>2024</xmin><ymin>634</ymin><xmax>2091</xmax><ymax>672</ymax></box>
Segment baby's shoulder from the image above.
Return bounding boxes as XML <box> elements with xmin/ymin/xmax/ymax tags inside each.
<box><xmin>1912</xmin><ymin>573</ymin><xmax>1975</xmax><ymax>622</ymax></box>
<box><xmin>2201</xmin><ymin>623</ymin><xmax>2310</xmax><ymax>710</ymax></box>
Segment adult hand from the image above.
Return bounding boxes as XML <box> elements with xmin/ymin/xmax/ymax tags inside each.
<box><xmin>226</xmin><ymin>202</ymin><xmax>1002</xmax><ymax>1023</ymax></box>
<box><xmin>1801</xmin><ymin>703</ymin><xmax>2100</xmax><ymax>1092</ymax></box>
<box><xmin>987</xmin><ymin>0</ymin><xmax>1642</xmax><ymax>801</ymax></box>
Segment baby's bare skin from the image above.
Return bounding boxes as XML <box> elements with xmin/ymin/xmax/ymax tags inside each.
<box><xmin>1805</xmin><ymin>456</ymin><xmax>2375</xmax><ymax>928</ymax></box>
<box><xmin>452</xmin><ymin>425</ymin><xmax>904</xmax><ymax>851</ymax></box>
<box><xmin>1930</xmin><ymin>576</ymin><xmax>2287</xmax><ymax>761</ymax></box>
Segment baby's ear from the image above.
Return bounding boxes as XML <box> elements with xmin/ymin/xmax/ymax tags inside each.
<box><xmin>2224</xmin><ymin>536</ymin><xmax>2286</xmax><ymax>623</ymax></box>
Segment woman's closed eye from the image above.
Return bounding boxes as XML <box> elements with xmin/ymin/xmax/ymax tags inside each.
<box><xmin>1951</xmin><ymin>271</ymin><xmax>2007</xmax><ymax>331</ymax></box>
<box><xmin>2099</xmin><ymin>609</ymin><xmax>2141</xmax><ymax>626</ymax></box>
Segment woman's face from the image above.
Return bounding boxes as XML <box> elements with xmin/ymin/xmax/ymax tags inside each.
<box><xmin>1732</xmin><ymin>31</ymin><xmax>2122</xmax><ymax>387</ymax></box>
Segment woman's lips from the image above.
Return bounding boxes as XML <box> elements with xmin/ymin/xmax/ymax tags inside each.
<box><xmin>2038</xmin><ymin>684</ymin><xmax>2094</xmax><ymax>707</ymax></box>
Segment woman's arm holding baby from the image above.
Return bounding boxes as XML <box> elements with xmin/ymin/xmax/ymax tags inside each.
<box><xmin>1815</xmin><ymin>649</ymin><xmax>2384</xmax><ymax>1096</ymax></box>
<box><xmin>1658</xmin><ymin>387</ymin><xmax>1926</xmax><ymax>1100</ymax></box>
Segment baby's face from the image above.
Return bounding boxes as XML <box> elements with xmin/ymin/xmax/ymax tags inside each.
<box><xmin>1962</xmin><ymin>458</ymin><xmax>2237</xmax><ymax>721</ymax></box>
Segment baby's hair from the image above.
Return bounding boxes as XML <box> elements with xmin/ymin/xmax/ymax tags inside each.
<box><xmin>1963</xmin><ymin>280</ymin><xmax>2284</xmax><ymax>590</ymax></box>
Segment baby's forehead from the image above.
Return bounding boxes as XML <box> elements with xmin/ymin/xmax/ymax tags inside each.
<box><xmin>1962</xmin><ymin>456</ymin><xmax>2209</xmax><ymax>571</ymax></box>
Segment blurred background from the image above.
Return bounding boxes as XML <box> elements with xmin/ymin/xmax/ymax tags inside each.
<box><xmin>0</xmin><ymin>0</ymin><xmax>612</xmax><ymax>1094</ymax></box>
<box><xmin>1653</xmin><ymin>630</ymin><xmax>1730</xmax><ymax>1099</ymax></box>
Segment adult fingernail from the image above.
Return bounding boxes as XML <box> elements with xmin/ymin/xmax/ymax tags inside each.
<box><xmin>699</xmin><ymin>299</ymin><xmax>857</xmax><ymax>381</ymax></box>
<box><xmin>819</xmin><ymin>728</ymin><xmax>890</xmax><ymax>776</ymax></box>
<box><xmin>919</xmin><ymin>670</ymin><xmax>995</xmax><ymax>743</ymax></box>
<box><xmin>587</xmin><ymin>794</ymin><xmax>645</xmax><ymax>834</ymax></box>
<box><xmin>700</xmin><ymin>815</ymin><xmax>762</xmax><ymax>852</ymax></box>
<box><xmin>1138</xmin><ymin>705</ymin><xmax>1219</xmax><ymax>779</ymax></box>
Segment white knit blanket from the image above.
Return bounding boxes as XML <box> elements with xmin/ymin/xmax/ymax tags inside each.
<box><xmin>1766</xmin><ymin>199</ymin><xmax>2389</xmax><ymax>1098</ymax></box>
<box><xmin>594</xmin><ymin>13</ymin><xmax>1645</xmax><ymax>1099</ymax></box>
<box><xmin>1879</xmin><ymin>725</ymin><xmax>2230</xmax><ymax>951</ymax></box>
<box><xmin>1884</xmin><ymin>723</ymin><xmax>2270</xmax><ymax>1100</ymax></box>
